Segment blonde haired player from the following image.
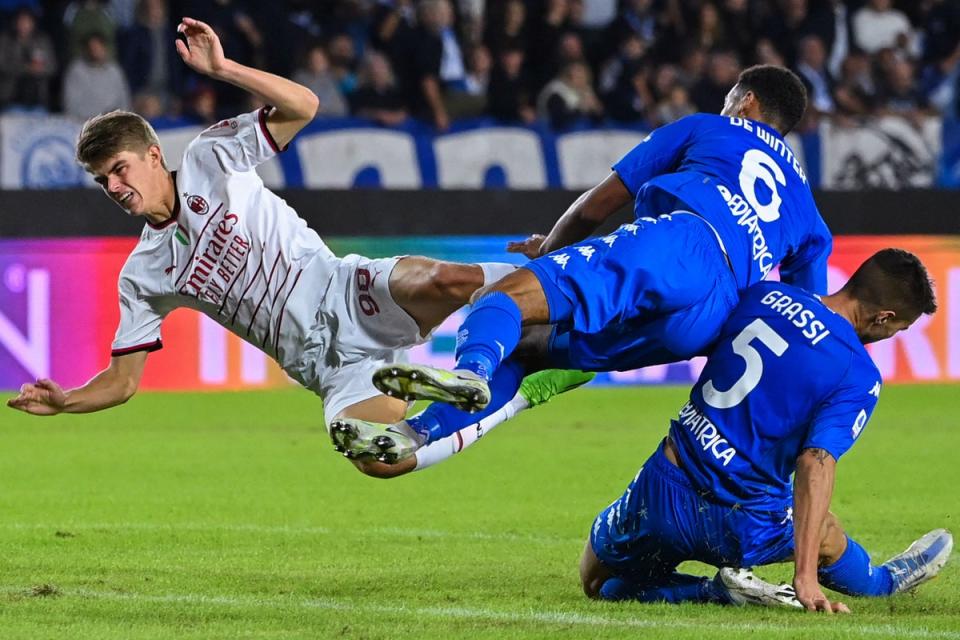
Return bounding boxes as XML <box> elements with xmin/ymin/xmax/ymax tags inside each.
<box><xmin>6</xmin><ymin>17</ymin><xmax>591</xmax><ymax>477</ymax></box>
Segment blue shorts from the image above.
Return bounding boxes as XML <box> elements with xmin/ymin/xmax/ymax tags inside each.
<box><xmin>526</xmin><ymin>213</ymin><xmax>738</xmax><ymax>372</ymax></box>
<box><xmin>590</xmin><ymin>441</ymin><xmax>795</xmax><ymax>581</ymax></box>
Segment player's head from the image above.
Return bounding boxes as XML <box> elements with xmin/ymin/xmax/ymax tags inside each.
<box><xmin>842</xmin><ymin>248</ymin><xmax>937</xmax><ymax>344</ymax></box>
<box><xmin>720</xmin><ymin>64</ymin><xmax>807</xmax><ymax>135</ymax></box>
<box><xmin>76</xmin><ymin>110</ymin><xmax>169</xmax><ymax>217</ymax></box>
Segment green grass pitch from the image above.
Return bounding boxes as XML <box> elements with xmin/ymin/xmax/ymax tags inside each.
<box><xmin>1</xmin><ymin>385</ymin><xmax>957</xmax><ymax>639</ymax></box>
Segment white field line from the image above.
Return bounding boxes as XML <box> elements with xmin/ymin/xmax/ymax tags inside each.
<box><xmin>0</xmin><ymin>522</ymin><xmax>579</xmax><ymax>545</ymax></box>
<box><xmin>4</xmin><ymin>586</ymin><xmax>959</xmax><ymax>640</ymax></box>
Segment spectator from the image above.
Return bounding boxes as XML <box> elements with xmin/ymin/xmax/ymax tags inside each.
<box><xmin>608</xmin><ymin>0</ymin><xmax>656</xmax><ymax>47</ymax></box>
<box><xmin>446</xmin><ymin>44</ymin><xmax>491</xmax><ymax>119</ymax></box>
<box><xmin>62</xmin><ymin>32</ymin><xmax>130</xmax><ymax>120</ymax></box>
<box><xmin>719</xmin><ymin>0</ymin><xmax>760</xmax><ymax>63</ymax></box>
<box><xmin>131</xmin><ymin>89</ymin><xmax>163</xmax><ymax>119</ymax></box>
<box><xmin>795</xmin><ymin>34</ymin><xmax>834</xmax><ymax>115</ymax></box>
<box><xmin>326</xmin><ymin>32</ymin><xmax>359</xmax><ymax>97</ymax></box>
<box><xmin>292</xmin><ymin>44</ymin><xmax>349</xmax><ymax>117</ymax></box>
<box><xmin>693</xmin><ymin>2</ymin><xmax>727</xmax><ymax>52</ymax></box>
<box><xmin>536</xmin><ymin>60</ymin><xmax>603</xmax><ymax>129</ymax></box>
<box><xmin>652</xmin><ymin>83</ymin><xmax>696</xmax><ymax>126</ymax></box>
<box><xmin>604</xmin><ymin>60</ymin><xmax>653</xmax><ymax>123</ymax></box>
<box><xmin>527</xmin><ymin>0</ymin><xmax>574</xmax><ymax>89</ymax></box>
<box><xmin>485</xmin><ymin>0</ymin><xmax>526</xmax><ymax>57</ymax></box>
<box><xmin>832</xmin><ymin>51</ymin><xmax>879</xmax><ymax>117</ymax></box>
<box><xmin>182</xmin><ymin>83</ymin><xmax>218</xmax><ymax>125</ymax></box>
<box><xmin>350</xmin><ymin>50</ymin><xmax>408</xmax><ymax>126</ymax></box>
<box><xmin>690</xmin><ymin>49</ymin><xmax>739</xmax><ymax>112</ymax></box>
<box><xmin>755</xmin><ymin>37</ymin><xmax>787</xmax><ymax>67</ymax></box>
<box><xmin>486</xmin><ymin>45</ymin><xmax>535</xmax><ymax>124</ymax></box>
<box><xmin>597</xmin><ymin>32</ymin><xmax>646</xmax><ymax>96</ymax></box>
<box><xmin>0</xmin><ymin>7</ymin><xmax>57</xmax><ymax>110</ymax></box>
<box><xmin>878</xmin><ymin>58</ymin><xmax>934</xmax><ymax>121</ymax></box>
<box><xmin>65</xmin><ymin>0</ymin><xmax>117</xmax><ymax>61</ymax></box>
<box><xmin>852</xmin><ymin>0</ymin><xmax>914</xmax><ymax>55</ymax></box>
<box><xmin>406</xmin><ymin>0</ymin><xmax>464</xmax><ymax>131</ymax></box>
<box><xmin>119</xmin><ymin>0</ymin><xmax>181</xmax><ymax>112</ymax></box>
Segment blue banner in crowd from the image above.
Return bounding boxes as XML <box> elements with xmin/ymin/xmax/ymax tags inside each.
<box><xmin>1</xmin><ymin>113</ymin><xmax>951</xmax><ymax>191</ymax></box>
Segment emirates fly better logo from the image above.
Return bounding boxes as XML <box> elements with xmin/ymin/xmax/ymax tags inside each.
<box><xmin>186</xmin><ymin>194</ymin><xmax>209</xmax><ymax>215</ymax></box>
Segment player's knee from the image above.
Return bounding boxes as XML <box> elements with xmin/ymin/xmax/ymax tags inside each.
<box><xmin>818</xmin><ymin>511</ymin><xmax>847</xmax><ymax>564</ymax></box>
<box><xmin>426</xmin><ymin>261</ymin><xmax>481</xmax><ymax>301</ymax></box>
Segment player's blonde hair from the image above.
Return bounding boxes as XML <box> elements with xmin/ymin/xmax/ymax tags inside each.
<box><xmin>76</xmin><ymin>110</ymin><xmax>165</xmax><ymax>170</ymax></box>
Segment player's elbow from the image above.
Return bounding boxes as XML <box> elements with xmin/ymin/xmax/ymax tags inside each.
<box><xmin>302</xmin><ymin>90</ymin><xmax>320</xmax><ymax>120</ymax></box>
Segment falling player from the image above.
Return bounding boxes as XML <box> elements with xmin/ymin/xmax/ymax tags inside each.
<box><xmin>581</xmin><ymin>249</ymin><xmax>951</xmax><ymax>612</ymax></box>
<box><xmin>5</xmin><ymin>17</ymin><xmax>591</xmax><ymax>478</ymax></box>
<box><xmin>334</xmin><ymin>65</ymin><xmax>834</xmax><ymax>462</ymax></box>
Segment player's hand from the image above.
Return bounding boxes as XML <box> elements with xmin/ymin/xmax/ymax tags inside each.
<box><xmin>176</xmin><ymin>17</ymin><xmax>227</xmax><ymax>77</ymax></box>
<box><xmin>6</xmin><ymin>378</ymin><xmax>67</xmax><ymax>416</ymax></box>
<box><xmin>793</xmin><ymin>576</ymin><xmax>850</xmax><ymax>614</ymax></box>
<box><xmin>506</xmin><ymin>234</ymin><xmax>546</xmax><ymax>259</ymax></box>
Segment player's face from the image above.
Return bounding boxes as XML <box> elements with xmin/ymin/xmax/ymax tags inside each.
<box><xmin>91</xmin><ymin>147</ymin><xmax>165</xmax><ymax>217</ymax></box>
<box><xmin>720</xmin><ymin>84</ymin><xmax>744</xmax><ymax>118</ymax></box>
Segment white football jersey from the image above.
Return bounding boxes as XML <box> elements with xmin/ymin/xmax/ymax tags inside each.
<box><xmin>111</xmin><ymin>108</ymin><xmax>338</xmax><ymax>373</ymax></box>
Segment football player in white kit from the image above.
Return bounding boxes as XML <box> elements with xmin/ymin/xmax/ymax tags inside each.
<box><xmin>6</xmin><ymin>17</ymin><xmax>591</xmax><ymax>478</ymax></box>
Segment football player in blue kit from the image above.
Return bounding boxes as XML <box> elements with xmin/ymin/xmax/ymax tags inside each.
<box><xmin>331</xmin><ymin>65</ymin><xmax>833</xmax><ymax>461</ymax></box>
<box><xmin>581</xmin><ymin>249</ymin><xmax>952</xmax><ymax>613</ymax></box>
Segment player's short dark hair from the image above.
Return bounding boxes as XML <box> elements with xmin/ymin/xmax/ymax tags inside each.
<box><xmin>736</xmin><ymin>65</ymin><xmax>807</xmax><ymax>134</ymax></box>
<box><xmin>844</xmin><ymin>248</ymin><xmax>937</xmax><ymax>319</ymax></box>
<box><xmin>76</xmin><ymin>110</ymin><xmax>163</xmax><ymax>171</ymax></box>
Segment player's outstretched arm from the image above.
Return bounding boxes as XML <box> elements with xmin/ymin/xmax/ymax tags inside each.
<box><xmin>175</xmin><ymin>17</ymin><xmax>319</xmax><ymax>148</ymax></box>
<box><xmin>6</xmin><ymin>351</ymin><xmax>148</xmax><ymax>416</ymax></box>
<box><xmin>793</xmin><ymin>448</ymin><xmax>849</xmax><ymax>614</ymax></box>
<box><xmin>508</xmin><ymin>172</ymin><xmax>631</xmax><ymax>259</ymax></box>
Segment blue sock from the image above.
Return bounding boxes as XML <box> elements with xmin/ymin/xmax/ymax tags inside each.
<box><xmin>599</xmin><ymin>573</ymin><xmax>727</xmax><ymax>604</ymax></box>
<box><xmin>407</xmin><ymin>358</ymin><xmax>525</xmax><ymax>443</ymax></box>
<box><xmin>454</xmin><ymin>292</ymin><xmax>522</xmax><ymax>380</ymax></box>
<box><xmin>818</xmin><ymin>536</ymin><xmax>894</xmax><ymax>597</ymax></box>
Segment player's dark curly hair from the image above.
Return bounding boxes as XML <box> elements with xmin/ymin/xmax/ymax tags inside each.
<box><xmin>845</xmin><ymin>248</ymin><xmax>937</xmax><ymax>319</ymax></box>
<box><xmin>736</xmin><ymin>65</ymin><xmax>807</xmax><ymax>135</ymax></box>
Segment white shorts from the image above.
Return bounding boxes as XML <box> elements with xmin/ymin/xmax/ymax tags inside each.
<box><xmin>287</xmin><ymin>254</ymin><xmax>426</xmax><ymax>427</ymax></box>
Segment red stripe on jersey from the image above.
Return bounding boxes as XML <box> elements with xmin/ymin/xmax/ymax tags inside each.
<box><xmin>454</xmin><ymin>430</ymin><xmax>464</xmax><ymax>452</ymax></box>
<box><xmin>258</xmin><ymin>107</ymin><xmax>286</xmax><ymax>153</ymax></box>
<box><xmin>174</xmin><ymin>202</ymin><xmax>225</xmax><ymax>287</ymax></box>
<box><xmin>217</xmin><ymin>260</ymin><xmax>248</xmax><ymax>315</ymax></box>
<box><xmin>228</xmin><ymin>247</ymin><xmax>265</xmax><ymax>325</ymax></box>
<box><xmin>245</xmin><ymin>253</ymin><xmax>283</xmax><ymax>337</ymax></box>
<box><xmin>111</xmin><ymin>339</ymin><xmax>163</xmax><ymax>357</ymax></box>
<box><xmin>260</xmin><ymin>264</ymin><xmax>293</xmax><ymax>349</ymax></box>
<box><xmin>273</xmin><ymin>268</ymin><xmax>304</xmax><ymax>356</ymax></box>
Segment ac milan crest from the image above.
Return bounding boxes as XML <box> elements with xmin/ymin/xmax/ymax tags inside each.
<box><xmin>186</xmin><ymin>194</ymin><xmax>209</xmax><ymax>215</ymax></box>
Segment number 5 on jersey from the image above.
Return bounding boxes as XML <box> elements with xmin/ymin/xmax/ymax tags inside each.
<box><xmin>702</xmin><ymin>319</ymin><xmax>789</xmax><ymax>409</ymax></box>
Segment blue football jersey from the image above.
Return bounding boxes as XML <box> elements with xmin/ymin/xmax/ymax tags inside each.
<box><xmin>668</xmin><ymin>281</ymin><xmax>882</xmax><ymax>511</ymax></box>
<box><xmin>613</xmin><ymin>114</ymin><xmax>832</xmax><ymax>294</ymax></box>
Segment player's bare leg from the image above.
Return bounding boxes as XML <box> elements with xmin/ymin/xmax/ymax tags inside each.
<box><xmin>388</xmin><ymin>257</ymin><xmax>518</xmax><ymax>336</ymax></box>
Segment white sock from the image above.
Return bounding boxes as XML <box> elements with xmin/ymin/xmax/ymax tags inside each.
<box><xmin>479</xmin><ymin>262</ymin><xmax>518</xmax><ymax>287</ymax></box>
<box><xmin>412</xmin><ymin>393</ymin><xmax>530</xmax><ymax>471</ymax></box>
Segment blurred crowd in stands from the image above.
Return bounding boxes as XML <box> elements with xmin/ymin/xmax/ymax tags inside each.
<box><xmin>0</xmin><ymin>0</ymin><xmax>957</xmax><ymax>132</ymax></box>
